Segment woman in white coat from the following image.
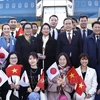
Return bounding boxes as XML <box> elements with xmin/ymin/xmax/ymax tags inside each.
<box><xmin>73</xmin><ymin>53</ymin><xmax>98</xmax><ymax>100</ymax></box>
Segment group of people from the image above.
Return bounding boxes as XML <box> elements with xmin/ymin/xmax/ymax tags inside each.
<box><xmin>0</xmin><ymin>15</ymin><xmax>100</xmax><ymax>100</ymax></box>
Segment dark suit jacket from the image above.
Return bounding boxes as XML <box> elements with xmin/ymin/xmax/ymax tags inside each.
<box><xmin>33</xmin><ymin>35</ymin><xmax>57</xmax><ymax>71</ymax></box>
<box><xmin>78</xmin><ymin>28</ymin><xmax>92</xmax><ymax>37</ymax></box>
<box><xmin>57</xmin><ymin>30</ymin><xmax>83</xmax><ymax>68</ymax></box>
<box><xmin>50</xmin><ymin>28</ymin><xmax>60</xmax><ymax>40</ymax></box>
<box><xmin>83</xmin><ymin>33</ymin><xmax>100</xmax><ymax>68</ymax></box>
<box><xmin>15</xmin><ymin>35</ymin><xmax>36</xmax><ymax>70</ymax></box>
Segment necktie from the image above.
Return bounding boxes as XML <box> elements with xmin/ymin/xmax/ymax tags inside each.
<box><xmin>11</xmin><ymin>32</ymin><xmax>14</xmax><ymax>37</ymax></box>
<box><xmin>96</xmin><ymin>35</ymin><xmax>99</xmax><ymax>46</ymax></box>
<box><xmin>52</xmin><ymin>30</ymin><xmax>55</xmax><ymax>39</ymax></box>
<box><xmin>96</xmin><ymin>35</ymin><xmax>99</xmax><ymax>62</ymax></box>
<box><xmin>83</xmin><ymin>30</ymin><xmax>86</xmax><ymax>41</ymax></box>
<box><xmin>68</xmin><ymin>33</ymin><xmax>71</xmax><ymax>44</ymax></box>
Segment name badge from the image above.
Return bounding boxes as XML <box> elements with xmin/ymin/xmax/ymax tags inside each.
<box><xmin>12</xmin><ymin>40</ymin><xmax>14</xmax><ymax>45</ymax></box>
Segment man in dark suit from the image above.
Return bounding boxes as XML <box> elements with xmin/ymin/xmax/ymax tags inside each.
<box><xmin>49</xmin><ymin>15</ymin><xmax>60</xmax><ymax>40</ymax></box>
<box><xmin>31</xmin><ymin>23</ymin><xmax>38</xmax><ymax>37</ymax></box>
<box><xmin>57</xmin><ymin>17</ymin><xmax>83</xmax><ymax>68</ymax></box>
<box><xmin>83</xmin><ymin>21</ymin><xmax>100</xmax><ymax>100</ymax></box>
<box><xmin>8</xmin><ymin>18</ymin><xmax>18</xmax><ymax>38</ymax></box>
<box><xmin>78</xmin><ymin>15</ymin><xmax>92</xmax><ymax>39</ymax></box>
<box><xmin>84</xmin><ymin>21</ymin><xmax>100</xmax><ymax>69</ymax></box>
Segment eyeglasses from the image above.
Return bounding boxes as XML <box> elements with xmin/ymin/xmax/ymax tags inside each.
<box><xmin>10</xmin><ymin>57</ymin><xmax>17</xmax><ymax>59</ymax></box>
<box><xmin>21</xmin><ymin>23</ymin><xmax>25</xmax><ymax>26</ymax></box>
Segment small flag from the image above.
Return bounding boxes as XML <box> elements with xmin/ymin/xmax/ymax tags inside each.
<box><xmin>6</xmin><ymin>64</ymin><xmax>22</xmax><ymax>77</ymax></box>
<box><xmin>16</xmin><ymin>27</ymin><xmax>23</xmax><ymax>37</ymax></box>
<box><xmin>20</xmin><ymin>70</ymin><xmax>29</xmax><ymax>87</ymax></box>
<box><xmin>37</xmin><ymin>71</ymin><xmax>44</xmax><ymax>90</ymax></box>
<box><xmin>0</xmin><ymin>53</ymin><xmax>5</xmax><ymax>58</ymax></box>
<box><xmin>76</xmin><ymin>76</ymin><xmax>86</xmax><ymax>95</ymax></box>
<box><xmin>0</xmin><ymin>47</ymin><xmax>9</xmax><ymax>64</ymax></box>
<box><xmin>0</xmin><ymin>70</ymin><xmax>8</xmax><ymax>87</ymax></box>
<box><xmin>67</xmin><ymin>66</ymin><xmax>79</xmax><ymax>85</ymax></box>
<box><xmin>46</xmin><ymin>62</ymin><xmax>60</xmax><ymax>80</ymax></box>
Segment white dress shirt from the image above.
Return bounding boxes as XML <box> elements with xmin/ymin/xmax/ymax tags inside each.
<box><xmin>50</xmin><ymin>28</ymin><xmax>58</xmax><ymax>40</ymax></box>
<box><xmin>80</xmin><ymin>28</ymin><xmax>88</xmax><ymax>38</ymax></box>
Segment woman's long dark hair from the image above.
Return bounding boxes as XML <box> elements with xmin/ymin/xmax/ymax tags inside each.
<box><xmin>56</xmin><ymin>52</ymin><xmax>71</xmax><ymax>67</ymax></box>
<box><xmin>5</xmin><ymin>51</ymin><xmax>20</xmax><ymax>68</ymax></box>
<box><xmin>38</xmin><ymin>23</ymin><xmax>51</xmax><ymax>37</ymax></box>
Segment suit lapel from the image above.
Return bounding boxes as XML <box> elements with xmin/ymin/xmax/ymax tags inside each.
<box><xmin>64</xmin><ymin>32</ymin><xmax>69</xmax><ymax>44</ymax></box>
<box><xmin>77</xmin><ymin>67</ymin><xmax>83</xmax><ymax>79</ymax></box>
<box><xmin>87</xmin><ymin>29</ymin><xmax>92</xmax><ymax>36</ymax></box>
<box><xmin>71</xmin><ymin>31</ymin><xmax>76</xmax><ymax>44</ymax></box>
<box><xmin>64</xmin><ymin>31</ymin><xmax>76</xmax><ymax>44</ymax></box>
<box><xmin>84</xmin><ymin>67</ymin><xmax>89</xmax><ymax>82</ymax></box>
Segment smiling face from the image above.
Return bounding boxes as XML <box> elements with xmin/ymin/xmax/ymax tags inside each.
<box><xmin>32</xmin><ymin>24</ymin><xmax>38</xmax><ymax>34</ymax></box>
<box><xmin>80</xmin><ymin>56</ymin><xmax>88</xmax><ymax>67</ymax></box>
<box><xmin>92</xmin><ymin>23</ymin><xmax>100</xmax><ymax>35</ymax></box>
<box><xmin>9</xmin><ymin>54</ymin><xmax>18</xmax><ymax>65</ymax></box>
<box><xmin>2</xmin><ymin>24</ymin><xmax>10</xmax><ymax>36</ymax></box>
<box><xmin>79</xmin><ymin>17</ymin><xmax>88</xmax><ymax>29</ymax></box>
<box><xmin>58</xmin><ymin>55</ymin><xmax>67</xmax><ymax>68</ymax></box>
<box><xmin>9</xmin><ymin>19</ymin><xmax>17</xmax><ymax>30</ymax></box>
<box><xmin>63</xmin><ymin>19</ymin><xmax>73</xmax><ymax>32</ymax></box>
<box><xmin>41</xmin><ymin>24</ymin><xmax>50</xmax><ymax>36</ymax></box>
<box><xmin>49</xmin><ymin>16</ymin><xmax>58</xmax><ymax>28</ymax></box>
<box><xmin>28</xmin><ymin>55</ymin><xmax>38</xmax><ymax>67</ymax></box>
<box><xmin>24</xmin><ymin>24</ymin><xmax>32</xmax><ymax>36</ymax></box>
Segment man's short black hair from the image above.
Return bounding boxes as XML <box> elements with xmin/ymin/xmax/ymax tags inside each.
<box><xmin>8</xmin><ymin>17</ymin><xmax>17</xmax><ymax>23</ymax></box>
<box><xmin>72</xmin><ymin>17</ymin><xmax>78</xmax><ymax>23</ymax></box>
<box><xmin>20</xmin><ymin>19</ymin><xmax>27</xmax><ymax>22</ymax></box>
<box><xmin>31</xmin><ymin>23</ymin><xmax>38</xmax><ymax>28</ymax></box>
<box><xmin>63</xmin><ymin>17</ymin><xmax>73</xmax><ymax>24</ymax></box>
<box><xmin>79</xmin><ymin>15</ymin><xmax>88</xmax><ymax>21</ymax></box>
<box><xmin>92</xmin><ymin>21</ymin><xmax>100</xmax><ymax>28</ymax></box>
<box><xmin>49</xmin><ymin>15</ymin><xmax>58</xmax><ymax>20</ymax></box>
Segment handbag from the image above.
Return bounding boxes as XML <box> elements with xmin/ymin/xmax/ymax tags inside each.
<box><xmin>58</xmin><ymin>94</ymin><xmax>68</xmax><ymax>100</ymax></box>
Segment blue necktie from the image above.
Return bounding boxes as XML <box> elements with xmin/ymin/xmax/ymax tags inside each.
<box><xmin>96</xmin><ymin>35</ymin><xmax>99</xmax><ymax>62</ymax></box>
<box><xmin>83</xmin><ymin>30</ymin><xmax>86</xmax><ymax>41</ymax></box>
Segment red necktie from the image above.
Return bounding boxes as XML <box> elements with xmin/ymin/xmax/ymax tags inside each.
<box><xmin>68</xmin><ymin>33</ymin><xmax>71</xmax><ymax>44</ymax></box>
